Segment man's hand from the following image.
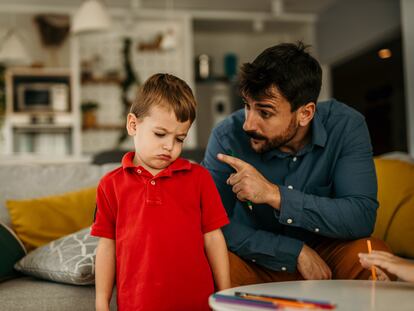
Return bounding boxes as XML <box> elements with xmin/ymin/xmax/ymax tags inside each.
<box><xmin>217</xmin><ymin>153</ymin><xmax>281</xmax><ymax>209</ymax></box>
<box><xmin>297</xmin><ymin>244</ymin><xmax>332</xmax><ymax>280</ymax></box>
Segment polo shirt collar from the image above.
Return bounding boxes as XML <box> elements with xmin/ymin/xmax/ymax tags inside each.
<box><xmin>262</xmin><ymin>109</ymin><xmax>327</xmax><ymax>160</ymax></box>
<box><xmin>121</xmin><ymin>151</ymin><xmax>191</xmax><ymax>176</ymax></box>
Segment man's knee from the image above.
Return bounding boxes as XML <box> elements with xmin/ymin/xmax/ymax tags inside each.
<box><xmin>350</xmin><ymin>237</ymin><xmax>391</xmax><ymax>255</ymax></box>
<box><xmin>227</xmin><ymin>251</ymin><xmax>260</xmax><ymax>287</ymax></box>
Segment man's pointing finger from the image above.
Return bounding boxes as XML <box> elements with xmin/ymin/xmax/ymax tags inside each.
<box><xmin>217</xmin><ymin>153</ymin><xmax>248</xmax><ymax>172</ymax></box>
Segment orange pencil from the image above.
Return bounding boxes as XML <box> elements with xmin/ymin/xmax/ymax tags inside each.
<box><xmin>366</xmin><ymin>240</ymin><xmax>377</xmax><ymax>280</ymax></box>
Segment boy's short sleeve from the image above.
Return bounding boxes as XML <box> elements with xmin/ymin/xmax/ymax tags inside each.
<box><xmin>90</xmin><ymin>182</ymin><xmax>116</xmax><ymax>239</ymax></box>
<box><xmin>199</xmin><ymin>168</ymin><xmax>229</xmax><ymax>234</ymax></box>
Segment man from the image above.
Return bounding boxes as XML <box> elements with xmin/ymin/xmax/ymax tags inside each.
<box><xmin>202</xmin><ymin>42</ymin><xmax>393</xmax><ymax>286</ymax></box>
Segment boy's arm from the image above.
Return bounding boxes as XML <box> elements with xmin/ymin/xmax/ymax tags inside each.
<box><xmin>95</xmin><ymin>237</ymin><xmax>116</xmax><ymax>311</ymax></box>
<box><xmin>204</xmin><ymin>229</ymin><xmax>231</xmax><ymax>291</ymax></box>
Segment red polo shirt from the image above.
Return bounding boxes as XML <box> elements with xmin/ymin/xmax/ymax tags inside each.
<box><xmin>91</xmin><ymin>152</ymin><xmax>229</xmax><ymax>311</ymax></box>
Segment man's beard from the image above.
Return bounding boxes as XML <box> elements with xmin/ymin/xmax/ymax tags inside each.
<box><xmin>245</xmin><ymin>116</ymin><xmax>299</xmax><ymax>153</ymax></box>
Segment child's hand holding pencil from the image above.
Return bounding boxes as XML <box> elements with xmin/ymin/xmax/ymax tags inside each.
<box><xmin>359</xmin><ymin>249</ymin><xmax>414</xmax><ymax>282</ymax></box>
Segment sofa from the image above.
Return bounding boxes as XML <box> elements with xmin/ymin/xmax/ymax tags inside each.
<box><xmin>1</xmin><ymin>153</ymin><xmax>414</xmax><ymax>311</ymax></box>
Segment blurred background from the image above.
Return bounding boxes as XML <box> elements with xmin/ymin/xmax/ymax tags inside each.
<box><xmin>0</xmin><ymin>0</ymin><xmax>412</xmax><ymax>163</ymax></box>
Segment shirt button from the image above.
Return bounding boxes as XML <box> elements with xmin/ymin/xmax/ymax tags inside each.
<box><xmin>287</xmin><ymin>218</ymin><xmax>293</xmax><ymax>224</ymax></box>
<box><xmin>287</xmin><ymin>185</ymin><xmax>293</xmax><ymax>190</ymax></box>
<box><xmin>292</xmin><ymin>157</ymin><xmax>297</xmax><ymax>162</ymax></box>
<box><xmin>251</xmin><ymin>259</ymin><xmax>256</xmax><ymax>263</ymax></box>
<box><xmin>137</xmin><ymin>169</ymin><xmax>142</xmax><ymax>174</ymax></box>
<box><xmin>150</xmin><ymin>180</ymin><xmax>156</xmax><ymax>185</ymax></box>
<box><xmin>314</xmin><ymin>228</ymin><xmax>320</xmax><ymax>233</ymax></box>
<box><xmin>281</xmin><ymin>267</ymin><xmax>287</xmax><ymax>271</ymax></box>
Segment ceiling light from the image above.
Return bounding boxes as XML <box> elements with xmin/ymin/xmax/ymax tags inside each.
<box><xmin>71</xmin><ymin>0</ymin><xmax>112</xmax><ymax>34</ymax></box>
<box><xmin>378</xmin><ymin>49</ymin><xmax>392</xmax><ymax>59</ymax></box>
<box><xmin>0</xmin><ymin>30</ymin><xmax>31</xmax><ymax>65</ymax></box>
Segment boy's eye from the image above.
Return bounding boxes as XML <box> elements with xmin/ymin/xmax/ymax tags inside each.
<box><xmin>176</xmin><ymin>137</ymin><xmax>185</xmax><ymax>143</ymax></box>
<box><xmin>154</xmin><ymin>132</ymin><xmax>165</xmax><ymax>137</ymax></box>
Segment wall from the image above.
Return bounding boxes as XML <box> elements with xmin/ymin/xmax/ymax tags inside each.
<box><xmin>316</xmin><ymin>0</ymin><xmax>401</xmax><ymax>65</ymax></box>
<box><xmin>401</xmin><ymin>0</ymin><xmax>414</xmax><ymax>156</ymax></box>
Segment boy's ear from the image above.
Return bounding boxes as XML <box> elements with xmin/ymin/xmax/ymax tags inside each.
<box><xmin>126</xmin><ymin>113</ymin><xmax>138</xmax><ymax>135</ymax></box>
<box><xmin>298</xmin><ymin>102</ymin><xmax>316</xmax><ymax>127</ymax></box>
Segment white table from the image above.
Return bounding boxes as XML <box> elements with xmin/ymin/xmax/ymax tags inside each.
<box><xmin>209</xmin><ymin>280</ymin><xmax>414</xmax><ymax>311</ymax></box>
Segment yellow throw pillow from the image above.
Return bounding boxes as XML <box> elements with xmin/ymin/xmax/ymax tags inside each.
<box><xmin>6</xmin><ymin>187</ymin><xmax>96</xmax><ymax>251</ymax></box>
<box><xmin>373</xmin><ymin>158</ymin><xmax>414</xmax><ymax>257</ymax></box>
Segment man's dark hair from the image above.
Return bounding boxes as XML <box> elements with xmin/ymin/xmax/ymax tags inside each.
<box><xmin>239</xmin><ymin>42</ymin><xmax>322</xmax><ymax>111</ymax></box>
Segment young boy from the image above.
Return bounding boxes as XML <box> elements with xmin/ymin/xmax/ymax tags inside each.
<box><xmin>91</xmin><ymin>73</ymin><xmax>231</xmax><ymax>311</ymax></box>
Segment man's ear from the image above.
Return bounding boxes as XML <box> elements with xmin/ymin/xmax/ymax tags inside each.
<box><xmin>298</xmin><ymin>102</ymin><xmax>316</xmax><ymax>127</ymax></box>
<box><xmin>126</xmin><ymin>113</ymin><xmax>138</xmax><ymax>136</ymax></box>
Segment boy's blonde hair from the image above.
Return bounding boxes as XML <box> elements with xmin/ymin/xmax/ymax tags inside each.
<box><xmin>130</xmin><ymin>73</ymin><xmax>196</xmax><ymax>123</ymax></box>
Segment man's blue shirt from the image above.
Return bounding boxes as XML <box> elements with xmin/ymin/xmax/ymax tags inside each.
<box><xmin>201</xmin><ymin>99</ymin><xmax>378</xmax><ymax>272</ymax></box>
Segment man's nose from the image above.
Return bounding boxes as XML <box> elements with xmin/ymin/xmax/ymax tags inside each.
<box><xmin>243</xmin><ymin>110</ymin><xmax>257</xmax><ymax>132</ymax></box>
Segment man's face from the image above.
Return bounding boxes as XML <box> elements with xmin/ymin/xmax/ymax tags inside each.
<box><xmin>242</xmin><ymin>88</ymin><xmax>299</xmax><ymax>153</ymax></box>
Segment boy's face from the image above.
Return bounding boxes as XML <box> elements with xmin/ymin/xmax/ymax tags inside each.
<box><xmin>127</xmin><ymin>105</ymin><xmax>191</xmax><ymax>176</ymax></box>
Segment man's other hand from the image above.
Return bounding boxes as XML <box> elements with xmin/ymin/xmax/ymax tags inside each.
<box><xmin>297</xmin><ymin>244</ymin><xmax>332</xmax><ymax>280</ymax></box>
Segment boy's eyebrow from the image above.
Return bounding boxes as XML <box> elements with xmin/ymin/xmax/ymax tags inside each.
<box><xmin>154</xmin><ymin>126</ymin><xmax>187</xmax><ymax>136</ymax></box>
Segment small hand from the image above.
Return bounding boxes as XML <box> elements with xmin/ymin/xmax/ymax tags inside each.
<box><xmin>297</xmin><ymin>244</ymin><xmax>332</xmax><ymax>280</ymax></box>
<box><xmin>217</xmin><ymin>153</ymin><xmax>281</xmax><ymax>209</ymax></box>
<box><xmin>359</xmin><ymin>251</ymin><xmax>414</xmax><ymax>282</ymax></box>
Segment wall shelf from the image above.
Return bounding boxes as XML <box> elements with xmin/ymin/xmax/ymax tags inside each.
<box><xmin>3</xmin><ymin>67</ymin><xmax>79</xmax><ymax>157</ymax></box>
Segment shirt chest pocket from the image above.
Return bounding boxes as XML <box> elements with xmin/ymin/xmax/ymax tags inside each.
<box><xmin>306</xmin><ymin>182</ymin><xmax>333</xmax><ymax>198</ymax></box>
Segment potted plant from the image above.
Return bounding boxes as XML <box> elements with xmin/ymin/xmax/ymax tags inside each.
<box><xmin>81</xmin><ymin>101</ymin><xmax>99</xmax><ymax>129</ymax></box>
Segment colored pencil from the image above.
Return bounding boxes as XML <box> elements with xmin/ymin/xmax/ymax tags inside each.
<box><xmin>213</xmin><ymin>294</ymin><xmax>279</xmax><ymax>309</ymax></box>
<box><xmin>366</xmin><ymin>240</ymin><xmax>377</xmax><ymax>280</ymax></box>
<box><xmin>235</xmin><ymin>291</ymin><xmax>336</xmax><ymax>309</ymax></box>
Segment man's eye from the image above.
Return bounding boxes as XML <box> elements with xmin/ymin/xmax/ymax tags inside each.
<box><xmin>260</xmin><ymin>110</ymin><xmax>271</xmax><ymax>118</ymax></box>
<box><xmin>154</xmin><ymin>133</ymin><xmax>165</xmax><ymax>137</ymax></box>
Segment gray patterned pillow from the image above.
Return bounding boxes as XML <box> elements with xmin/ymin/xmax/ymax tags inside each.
<box><xmin>14</xmin><ymin>227</ymin><xmax>98</xmax><ymax>285</ymax></box>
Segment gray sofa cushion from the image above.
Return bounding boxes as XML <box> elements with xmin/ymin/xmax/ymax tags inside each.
<box><xmin>0</xmin><ymin>276</ymin><xmax>117</xmax><ymax>311</ymax></box>
<box><xmin>14</xmin><ymin>227</ymin><xmax>97</xmax><ymax>285</ymax></box>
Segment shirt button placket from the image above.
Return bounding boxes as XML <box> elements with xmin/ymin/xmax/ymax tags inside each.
<box><xmin>147</xmin><ymin>179</ymin><xmax>161</xmax><ymax>205</ymax></box>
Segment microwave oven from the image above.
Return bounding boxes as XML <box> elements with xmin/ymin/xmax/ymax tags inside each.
<box><xmin>17</xmin><ymin>83</ymin><xmax>69</xmax><ymax>112</ymax></box>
